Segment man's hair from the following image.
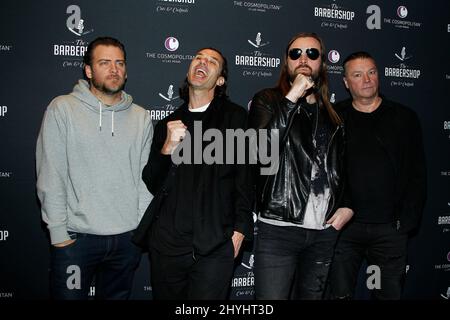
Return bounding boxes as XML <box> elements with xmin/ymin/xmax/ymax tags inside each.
<box><xmin>83</xmin><ymin>36</ymin><xmax>126</xmax><ymax>67</ymax></box>
<box><xmin>276</xmin><ymin>32</ymin><xmax>341</xmax><ymax>126</ymax></box>
<box><xmin>179</xmin><ymin>47</ymin><xmax>228</xmax><ymax>102</ymax></box>
<box><xmin>343</xmin><ymin>51</ymin><xmax>376</xmax><ymax>76</ymax></box>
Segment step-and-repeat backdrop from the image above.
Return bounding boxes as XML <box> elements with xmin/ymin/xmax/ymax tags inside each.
<box><xmin>0</xmin><ymin>0</ymin><xmax>449</xmax><ymax>300</ymax></box>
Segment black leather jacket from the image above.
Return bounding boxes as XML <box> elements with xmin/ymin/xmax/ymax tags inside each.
<box><xmin>248</xmin><ymin>88</ymin><xmax>347</xmax><ymax>225</ymax></box>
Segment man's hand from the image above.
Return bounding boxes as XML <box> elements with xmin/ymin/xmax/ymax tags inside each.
<box><xmin>231</xmin><ymin>231</ymin><xmax>245</xmax><ymax>258</ymax></box>
<box><xmin>161</xmin><ymin>120</ymin><xmax>187</xmax><ymax>155</ymax></box>
<box><xmin>326</xmin><ymin>207</ymin><xmax>354</xmax><ymax>230</ymax></box>
<box><xmin>285</xmin><ymin>73</ymin><xmax>315</xmax><ymax>103</ymax></box>
<box><xmin>53</xmin><ymin>239</ymin><xmax>76</xmax><ymax>248</ymax></box>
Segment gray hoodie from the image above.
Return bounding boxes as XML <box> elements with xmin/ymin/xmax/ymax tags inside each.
<box><xmin>36</xmin><ymin>80</ymin><xmax>153</xmax><ymax>244</ymax></box>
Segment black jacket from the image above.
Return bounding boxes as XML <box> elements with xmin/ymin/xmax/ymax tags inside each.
<box><xmin>248</xmin><ymin>88</ymin><xmax>347</xmax><ymax>225</ymax></box>
<box><xmin>141</xmin><ymin>97</ymin><xmax>254</xmax><ymax>255</ymax></box>
<box><xmin>336</xmin><ymin>97</ymin><xmax>427</xmax><ymax>233</ymax></box>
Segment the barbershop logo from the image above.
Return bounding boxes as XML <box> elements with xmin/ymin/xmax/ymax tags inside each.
<box><xmin>0</xmin><ymin>105</ymin><xmax>7</xmax><ymax>118</ymax></box>
<box><xmin>394</xmin><ymin>47</ymin><xmax>411</xmax><ymax>62</ymax></box>
<box><xmin>314</xmin><ymin>1</ymin><xmax>355</xmax><ymax>30</ymax></box>
<box><xmin>235</xmin><ymin>32</ymin><xmax>280</xmax><ymax>78</ymax></box>
<box><xmin>231</xmin><ymin>253</ymin><xmax>258</xmax><ymax>298</ymax></box>
<box><xmin>0</xmin><ymin>230</ymin><xmax>9</xmax><ymax>241</ymax></box>
<box><xmin>327</xmin><ymin>50</ymin><xmax>344</xmax><ymax>75</ymax></box>
<box><xmin>384</xmin><ymin>47</ymin><xmax>421</xmax><ymax>88</ymax></box>
<box><xmin>155</xmin><ymin>0</ymin><xmax>196</xmax><ymax>14</ymax></box>
<box><xmin>53</xmin><ymin>5</ymin><xmax>92</xmax><ymax>69</ymax></box>
<box><xmin>66</xmin><ymin>5</ymin><xmax>93</xmax><ymax>37</ymax></box>
<box><xmin>248</xmin><ymin>33</ymin><xmax>269</xmax><ymax>49</ymax></box>
<box><xmin>366</xmin><ymin>5</ymin><xmax>421</xmax><ymax>30</ymax></box>
<box><xmin>444</xmin><ymin>121</ymin><xmax>450</xmax><ymax>140</ymax></box>
<box><xmin>145</xmin><ymin>36</ymin><xmax>194</xmax><ymax>64</ymax></box>
<box><xmin>164</xmin><ymin>37</ymin><xmax>179</xmax><ymax>52</ymax></box>
<box><xmin>241</xmin><ymin>254</ymin><xmax>254</xmax><ymax>270</ymax></box>
<box><xmin>330</xmin><ymin>93</ymin><xmax>336</xmax><ymax>104</ymax></box>
<box><xmin>441</xmin><ymin>287</ymin><xmax>450</xmax><ymax>299</ymax></box>
<box><xmin>438</xmin><ymin>215</ymin><xmax>450</xmax><ymax>225</ymax></box>
<box><xmin>159</xmin><ymin>84</ymin><xmax>179</xmax><ymax>102</ymax></box>
<box><xmin>148</xmin><ymin>84</ymin><xmax>180</xmax><ymax>121</ymax></box>
<box><xmin>233</xmin><ymin>1</ymin><xmax>282</xmax><ymax>13</ymax></box>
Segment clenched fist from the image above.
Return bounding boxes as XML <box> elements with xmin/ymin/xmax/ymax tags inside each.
<box><xmin>161</xmin><ymin>120</ymin><xmax>187</xmax><ymax>155</ymax></box>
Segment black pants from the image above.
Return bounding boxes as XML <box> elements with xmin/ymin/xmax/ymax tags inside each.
<box><xmin>254</xmin><ymin>221</ymin><xmax>339</xmax><ymax>300</ymax></box>
<box><xmin>149</xmin><ymin>240</ymin><xmax>235</xmax><ymax>300</ymax></box>
<box><xmin>328</xmin><ymin>221</ymin><xmax>408</xmax><ymax>300</ymax></box>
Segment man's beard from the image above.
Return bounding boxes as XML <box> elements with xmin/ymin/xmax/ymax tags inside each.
<box><xmin>289</xmin><ymin>64</ymin><xmax>319</xmax><ymax>83</ymax></box>
<box><xmin>91</xmin><ymin>76</ymin><xmax>125</xmax><ymax>95</ymax></box>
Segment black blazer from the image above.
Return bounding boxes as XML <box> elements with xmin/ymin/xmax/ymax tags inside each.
<box><xmin>140</xmin><ymin>97</ymin><xmax>254</xmax><ymax>255</ymax></box>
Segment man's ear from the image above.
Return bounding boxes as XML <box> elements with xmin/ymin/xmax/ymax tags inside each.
<box><xmin>216</xmin><ymin>76</ymin><xmax>225</xmax><ymax>86</ymax></box>
<box><xmin>343</xmin><ymin>77</ymin><xmax>349</xmax><ymax>89</ymax></box>
<box><xmin>85</xmin><ymin>65</ymin><xmax>93</xmax><ymax>80</ymax></box>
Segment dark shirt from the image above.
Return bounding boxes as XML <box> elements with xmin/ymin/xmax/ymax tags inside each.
<box><xmin>346</xmin><ymin>104</ymin><xmax>395</xmax><ymax>223</ymax></box>
<box><xmin>151</xmin><ymin>108</ymin><xmax>207</xmax><ymax>255</ymax></box>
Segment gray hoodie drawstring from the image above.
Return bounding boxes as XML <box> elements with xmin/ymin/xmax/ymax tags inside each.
<box><xmin>98</xmin><ymin>101</ymin><xmax>115</xmax><ymax>136</ymax></box>
<box><xmin>111</xmin><ymin>111</ymin><xmax>114</xmax><ymax>136</ymax></box>
<box><xmin>98</xmin><ymin>101</ymin><xmax>102</xmax><ymax>131</ymax></box>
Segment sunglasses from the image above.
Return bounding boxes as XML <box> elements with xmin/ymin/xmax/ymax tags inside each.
<box><xmin>288</xmin><ymin>48</ymin><xmax>320</xmax><ymax>61</ymax></box>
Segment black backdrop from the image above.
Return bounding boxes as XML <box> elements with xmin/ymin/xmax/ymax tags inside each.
<box><xmin>0</xmin><ymin>0</ymin><xmax>449</xmax><ymax>300</ymax></box>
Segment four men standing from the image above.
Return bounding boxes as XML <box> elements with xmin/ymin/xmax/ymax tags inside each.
<box><xmin>36</xmin><ymin>36</ymin><xmax>426</xmax><ymax>300</ymax></box>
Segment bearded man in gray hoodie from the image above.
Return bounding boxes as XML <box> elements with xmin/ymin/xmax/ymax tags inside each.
<box><xmin>36</xmin><ymin>37</ymin><xmax>153</xmax><ymax>300</ymax></box>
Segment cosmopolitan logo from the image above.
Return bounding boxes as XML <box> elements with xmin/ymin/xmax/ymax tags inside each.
<box><xmin>314</xmin><ymin>6</ymin><xmax>355</xmax><ymax>20</ymax></box>
<box><xmin>327</xmin><ymin>50</ymin><xmax>344</xmax><ymax>75</ymax></box>
<box><xmin>0</xmin><ymin>44</ymin><xmax>12</xmax><ymax>52</ymax></box>
<box><xmin>233</xmin><ymin>1</ymin><xmax>282</xmax><ymax>13</ymax></box>
<box><xmin>0</xmin><ymin>172</ymin><xmax>12</xmax><ymax>178</ymax></box>
<box><xmin>146</xmin><ymin>37</ymin><xmax>194</xmax><ymax>64</ymax></box>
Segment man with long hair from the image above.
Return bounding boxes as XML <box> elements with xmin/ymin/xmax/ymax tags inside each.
<box><xmin>248</xmin><ymin>32</ymin><xmax>353</xmax><ymax>299</ymax></box>
<box><xmin>138</xmin><ymin>48</ymin><xmax>253</xmax><ymax>299</ymax></box>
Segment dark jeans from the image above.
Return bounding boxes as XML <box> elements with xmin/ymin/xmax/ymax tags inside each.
<box><xmin>328</xmin><ymin>221</ymin><xmax>408</xmax><ymax>300</ymax></box>
<box><xmin>149</xmin><ymin>240</ymin><xmax>235</xmax><ymax>300</ymax></box>
<box><xmin>254</xmin><ymin>221</ymin><xmax>339</xmax><ymax>300</ymax></box>
<box><xmin>50</xmin><ymin>231</ymin><xmax>141</xmax><ymax>300</ymax></box>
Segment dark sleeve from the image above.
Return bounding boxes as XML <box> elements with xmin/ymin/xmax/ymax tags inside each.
<box><xmin>248</xmin><ymin>89</ymin><xmax>299</xmax><ymax>140</ymax></box>
<box><xmin>142</xmin><ymin>119</ymin><xmax>172</xmax><ymax>195</ymax></box>
<box><xmin>399</xmin><ymin>110</ymin><xmax>427</xmax><ymax>233</ymax></box>
<box><xmin>230</xmin><ymin>107</ymin><xmax>255</xmax><ymax>240</ymax></box>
